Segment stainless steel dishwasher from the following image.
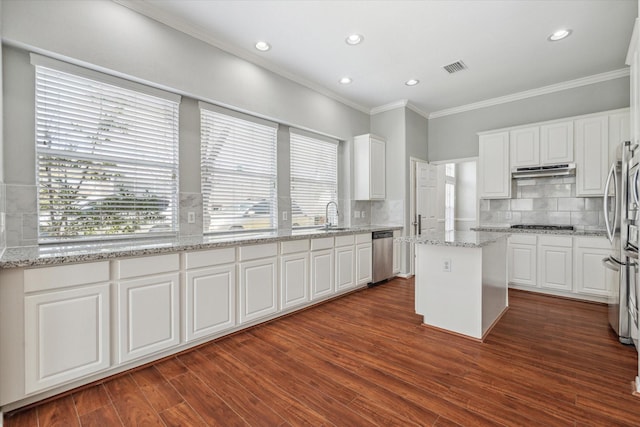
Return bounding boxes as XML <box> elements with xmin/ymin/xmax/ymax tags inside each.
<box><xmin>371</xmin><ymin>230</ymin><xmax>394</xmax><ymax>285</ymax></box>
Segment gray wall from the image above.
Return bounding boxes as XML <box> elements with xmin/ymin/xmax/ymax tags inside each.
<box><xmin>1</xmin><ymin>0</ymin><xmax>369</xmax><ymax>141</ymax></box>
<box><xmin>428</xmin><ymin>77</ymin><xmax>630</xmax><ymax>161</ymax></box>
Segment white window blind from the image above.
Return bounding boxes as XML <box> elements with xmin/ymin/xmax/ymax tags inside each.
<box><xmin>290</xmin><ymin>131</ymin><xmax>338</xmax><ymax>228</ymax></box>
<box><xmin>35</xmin><ymin>63</ymin><xmax>179</xmax><ymax>242</ymax></box>
<box><xmin>200</xmin><ymin>105</ymin><xmax>278</xmax><ymax>233</ymax></box>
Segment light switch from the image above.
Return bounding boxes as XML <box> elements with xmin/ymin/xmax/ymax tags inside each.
<box><xmin>187</xmin><ymin>211</ymin><xmax>195</xmax><ymax>224</ymax></box>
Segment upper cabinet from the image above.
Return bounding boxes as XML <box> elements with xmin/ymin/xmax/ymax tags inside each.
<box><xmin>575</xmin><ymin>116</ymin><xmax>608</xmax><ymax>196</ymax></box>
<box><xmin>479</xmin><ymin>131</ymin><xmax>511</xmax><ymax>199</ymax></box>
<box><xmin>540</xmin><ymin>121</ymin><xmax>574</xmax><ymax>164</ymax></box>
<box><xmin>510</xmin><ymin>127</ymin><xmax>540</xmax><ymax>168</ymax></box>
<box><xmin>627</xmin><ymin>19</ymin><xmax>640</xmax><ymax>165</ymax></box>
<box><xmin>354</xmin><ymin>134</ymin><xmax>386</xmax><ymax>200</ymax></box>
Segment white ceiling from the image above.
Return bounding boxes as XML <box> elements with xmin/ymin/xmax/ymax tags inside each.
<box><xmin>119</xmin><ymin>0</ymin><xmax>637</xmax><ymax>116</ymax></box>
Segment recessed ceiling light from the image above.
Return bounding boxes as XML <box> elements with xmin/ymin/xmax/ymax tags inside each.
<box><xmin>548</xmin><ymin>29</ymin><xmax>572</xmax><ymax>41</ymax></box>
<box><xmin>405</xmin><ymin>79</ymin><xmax>420</xmax><ymax>86</ymax></box>
<box><xmin>339</xmin><ymin>77</ymin><xmax>352</xmax><ymax>85</ymax></box>
<box><xmin>255</xmin><ymin>41</ymin><xmax>271</xmax><ymax>51</ymax></box>
<box><xmin>345</xmin><ymin>34</ymin><xmax>364</xmax><ymax>45</ymax></box>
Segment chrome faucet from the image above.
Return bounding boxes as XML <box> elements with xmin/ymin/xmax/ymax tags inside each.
<box><xmin>325</xmin><ymin>201</ymin><xmax>339</xmax><ymax>230</ymax></box>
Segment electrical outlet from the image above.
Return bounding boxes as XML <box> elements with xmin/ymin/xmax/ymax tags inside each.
<box><xmin>442</xmin><ymin>258</ymin><xmax>451</xmax><ymax>272</ymax></box>
<box><xmin>361</xmin><ymin>210</ymin><xmax>366</xmax><ymax>218</ymax></box>
<box><xmin>282</xmin><ymin>211</ymin><xmax>288</xmax><ymax>221</ymax></box>
<box><xmin>187</xmin><ymin>211</ymin><xmax>195</xmax><ymax>224</ymax></box>
<box><xmin>354</xmin><ymin>211</ymin><xmax>360</xmax><ymax>218</ymax></box>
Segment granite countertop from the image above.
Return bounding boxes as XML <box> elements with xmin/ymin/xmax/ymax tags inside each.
<box><xmin>471</xmin><ymin>226</ymin><xmax>607</xmax><ymax>237</ymax></box>
<box><xmin>0</xmin><ymin>225</ymin><xmax>403</xmax><ymax>269</ymax></box>
<box><xmin>397</xmin><ymin>230</ymin><xmax>509</xmax><ymax>248</ymax></box>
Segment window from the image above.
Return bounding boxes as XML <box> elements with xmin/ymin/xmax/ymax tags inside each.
<box><xmin>33</xmin><ymin>55</ymin><xmax>180</xmax><ymax>243</ymax></box>
<box><xmin>290</xmin><ymin>130</ymin><xmax>338</xmax><ymax>228</ymax></box>
<box><xmin>200</xmin><ymin>104</ymin><xmax>278</xmax><ymax>233</ymax></box>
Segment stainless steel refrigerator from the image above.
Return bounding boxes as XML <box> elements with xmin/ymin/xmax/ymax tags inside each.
<box><xmin>603</xmin><ymin>141</ymin><xmax>632</xmax><ymax>344</ymax></box>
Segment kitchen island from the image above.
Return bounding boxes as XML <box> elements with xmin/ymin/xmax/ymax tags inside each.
<box><xmin>400</xmin><ymin>231</ymin><xmax>509</xmax><ymax>341</ymax></box>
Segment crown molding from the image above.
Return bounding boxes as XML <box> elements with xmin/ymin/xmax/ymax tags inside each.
<box><xmin>428</xmin><ymin>68</ymin><xmax>630</xmax><ymax>119</ymax></box>
<box><xmin>113</xmin><ymin>0</ymin><xmax>371</xmax><ymax>115</ymax></box>
<box><xmin>370</xmin><ymin>100</ymin><xmax>408</xmax><ymax>115</ymax></box>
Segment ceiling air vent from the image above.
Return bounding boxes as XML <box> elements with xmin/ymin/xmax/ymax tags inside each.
<box><xmin>443</xmin><ymin>60</ymin><xmax>468</xmax><ymax>74</ymax></box>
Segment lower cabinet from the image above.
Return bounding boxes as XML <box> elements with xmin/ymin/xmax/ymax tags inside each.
<box><xmin>538</xmin><ymin>236</ymin><xmax>573</xmax><ymax>292</ymax></box>
<box><xmin>508</xmin><ymin>234</ymin><xmax>537</xmax><ymax>287</ymax></box>
<box><xmin>310</xmin><ymin>237</ymin><xmax>335</xmax><ymax>300</ymax></box>
<box><xmin>356</xmin><ymin>234</ymin><xmax>372</xmax><ymax>286</ymax></box>
<box><xmin>184</xmin><ymin>247</ymin><xmax>237</xmax><ymax>342</ymax></box>
<box><xmin>574</xmin><ymin>237</ymin><xmax>611</xmax><ymax>297</ymax></box>
<box><xmin>116</xmin><ymin>254</ymin><xmax>180</xmax><ymax>364</ymax></box>
<box><xmin>23</xmin><ymin>262</ymin><xmax>111</xmax><ymax>394</ymax></box>
<box><xmin>280</xmin><ymin>240</ymin><xmax>310</xmax><ymax>310</ymax></box>
<box><xmin>238</xmin><ymin>243</ymin><xmax>278</xmax><ymax>324</ymax></box>
<box><xmin>24</xmin><ymin>282</ymin><xmax>110</xmax><ymax>394</ymax></box>
<box><xmin>335</xmin><ymin>235</ymin><xmax>356</xmax><ymax>291</ymax></box>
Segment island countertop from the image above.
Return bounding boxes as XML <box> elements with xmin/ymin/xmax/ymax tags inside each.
<box><xmin>397</xmin><ymin>230</ymin><xmax>510</xmax><ymax>248</ymax></box>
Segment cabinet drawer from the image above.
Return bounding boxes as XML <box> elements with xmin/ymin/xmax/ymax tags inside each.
<box><xmin>239</xmin><ymin>243</ymin><xmax>278</xmax><ymax>261</ymax></box>
<box><xmin>538</xmin><ymin>235</ymin><xmax>572</xmax><ymax>247</ymax></box>
<box><xmin>509</xmin><ymin>234</ymin><xmax>537</xmax><ymax>245</ymax></box>
<box><xmin>356</xmin><ymin>233</ymin><xmax>372</xmax><ymax>244</ymax></box>
<box><xmin>185</xmin><ymin>247</ymin><xmax>235</xmax><ymax>269</ymax></box>
<box><xmin>25</xmin><ymin>261</ymin><xmax>110</xmax><ymax>293</ymax></box>
<box><xmin>574</xmin><ymin>236</ymin><xmax>609</xmax><ymax>250</ymax></box>
<box><xmin>311</xmin><ymin>237</ymin><xmax>334</xmax><ymax>251</ymax></box>
<box><xmin>335</xmin><ymin>235</ymin><xmax>355</xmax><ymax>247</ymax></box>
<box><xmin>116</xmin><ymin>254</ymin><xmax>179</xmax><ymax>279</ymax></box>
<box><xmin>281</xmin><ymin>239</ymin><xmax>310</xmax><ymax>255</ymax></box>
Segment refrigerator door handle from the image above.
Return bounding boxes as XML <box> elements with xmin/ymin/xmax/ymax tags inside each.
<box><xmin>602</xmin><ymin>256</ymin><xmax>624</xmax><ymax>271</ymax></box>
<box><xmin>603</xmin><ymin>163</ymin><xmax>618</xmax><ymax>243</ymax></box>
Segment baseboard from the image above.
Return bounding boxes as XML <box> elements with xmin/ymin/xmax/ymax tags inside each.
<box><xmin>395</xmin><ymin>273</ymin><xmax>414</xmax><ymax>279</ymax></box>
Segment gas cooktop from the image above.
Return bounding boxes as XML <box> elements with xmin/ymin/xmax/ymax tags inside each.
<box><xmin>510</xmin><ymin>224</ymin><xmax>574</xmax><ymax>231</ymax></box>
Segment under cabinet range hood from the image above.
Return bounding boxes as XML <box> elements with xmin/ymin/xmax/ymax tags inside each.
<box><xmin>511</xmin><ymin>163</ymin><xmax>576</xmax><ymax>179</ymax></box>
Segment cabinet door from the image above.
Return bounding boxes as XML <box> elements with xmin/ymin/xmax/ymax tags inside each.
<box><xmin>310</xmin><ymin>249</ymin><xmax>334</xmax><ymax>300</ymax></box>
<box><xmin>393</xmin><ymin>230</ymin><xmax>401</xmax><ymax>274</ymax></box>
<box><xmin>185</xmin><ymin>265</ymin><xmax>236</xmax><ymax>342</ymax></box>
<box><xmin>280</xmin><ymin>252</ymin><xmax>309</xmax><ymax>310</ymax></box>
<box><xmin>508</xmin><ymin>243</ymin><xmax>537</xmax><ymax>287</ymax></box>
<box><xmin>370</xmin><ymin>137</ymin><xmax>386</xmax><ymax>200</ymax></box>
<box><xmin>25</xmin><ymin>283</ymin><xmax>110</xmax><ymax>393</ymax></box>
<box><xmin>335</xmin><ymin>246</ymin><xmax>355</xmax><ymax>291</ymax></box>
<box><xmin>117</xmin><ymin>273</ymin><xmax>180</xmax><ymax>363</ymax></box>
<box><xmin>238</xmin><ymin>257</ymin><xmax>278</xmax><ymax>323</ymax></box>
<box><xmin>510</xmin><ymin>127</ymin><xmax>540</xmax><ymax>168</ymax></box>
<box><xmin>540</xmin><ymin>121</ymin><xmax>573</xmax><ymax>164</ymax></box>
<box><xmin>478</xmin><ymin>132</ymin><xmax>511</xmax><ymax>198</ymax></box>
<box><xmin>574</xmin><ymin>238</ymin><xmax>611</xmax><ymax>297</ymax></box>
<box><xmin>538</xmin><ymin>244</ymin><xmax>572</xmax><ymax>291</ymax></box>
<box><xmin>609</xmin><ymin>112</ymin><xmax>631</xmax><ymax>162</ymax></box>
<box><xmin>575</xmin><ymin>116</ymin><xmax>609</xmax><ymax>196</ymax></box>
<box><xmin>356</xmin><ymin>243</ymin><xmax>372</xmax><ymax>285</ymax></box>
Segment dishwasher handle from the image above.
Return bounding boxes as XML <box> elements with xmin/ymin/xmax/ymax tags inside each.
<box><xmin>372</xmin><ymin>230</ymin><xmax>393</xmax><ymax>239</ymax></box>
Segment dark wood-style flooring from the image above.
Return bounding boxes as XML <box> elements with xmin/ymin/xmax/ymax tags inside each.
<box><xmin>4</xmin><ymin>278</ymin><xmax>640</xmax><ymax>426</ymax></box>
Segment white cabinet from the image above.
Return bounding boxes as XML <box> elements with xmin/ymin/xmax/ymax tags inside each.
<box><xmin>238</xmin><ymin>243</ymin><xmax>278</xmax><ymax>324</ymax></box>
<box><xmin>628</xmin><ymin>19</ymin><xmax>640</xmax><ymax>152</ymax></box>
<box><xmin>310</xmin><ymin>237</ymin><xmax>334</xmax><ymax>300</ymax></box>
<box><xmin>575</xmin><ymin>116</ymin><xmax>609</xmax><ymax>196</ymax></box>
<box><xmin>508</xmin><ymin>234</ymin><xmax>537</xmax><ymax>288</ymax></box>
<box><xmin>335</xmin><ymin>235</ymin><xmax>356</xmax><ymax>291</ymax></box>
<box><xmin>538</xmin><ymin>236</ymin><xmax>573</xmax><ymax>292</ymax></box>
<box><xmin>280</xmin><ymin>240</ymin><xmax>309</xmax><ymax>310</ymax></box>
<box><xmin>478</xmin><ymin>131</ymin><xmax>511</xmax><ymax>199</ymax></box>
<box><xmin>574</xmin><ymin>237</ymin><xmax>612</xmax><ymax>297</ymax></box>
<box><xmin>609</xmin><ymin>112</ymin><xmax>631</xmax><ymax>161</ymax></box>
<box><xmin>510</xmin><ymin>127</ymin><xmax>540</xmax><ymax>168</ymax></box>
<box><xmin>393</xmin><ymin>229</ymin><xmax>401</xmax><ymax>275</ymax></box>
<box><xmin>184</xmin><ymin>248</ymin><xmax>236</xmax><ymax>342</ymax></box>
<box><xmin>24</xmin><ymin>262</ymin><xmax>110</xmax><ymax>393</ymax></box>
<box><xmin>115</xmin><ymin>254</ymin><xmax>180</xmax><ymax>364</ymax></box>
<box><xmin>356</xmin><ymin>233</ymin><xmax>372</xmax><ymax>286</ymax></box>
<box><xmin>354</xmin><ymin>134</ymin><xmax>386</xmax><ymax>200</ymax></box>
<box><xmin>540</xmin><ymin>121</ymin><xmax>573</xmax><ymax>164</ymax></box>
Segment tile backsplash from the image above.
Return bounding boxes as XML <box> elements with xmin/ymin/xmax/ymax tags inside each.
<box><xmin>479</xmin><ymin>176</ymin><xmax>604</xmax><ymax>230</ymax></box>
